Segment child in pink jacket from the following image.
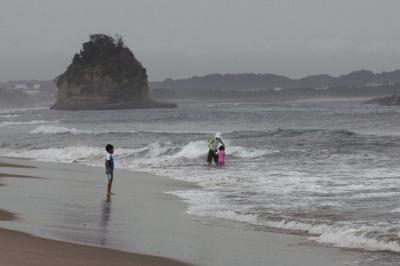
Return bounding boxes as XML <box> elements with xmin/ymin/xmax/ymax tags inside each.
<box><xmin>217</xmin><ymin>146</ymin><xmax>225</xmax><ymax>167</ymax></box>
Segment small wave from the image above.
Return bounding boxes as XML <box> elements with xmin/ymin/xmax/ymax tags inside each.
<box><xmin>0</xmin><ymin>114</ymin><xmax>19</xmax><ymax>118</ymax></box>
<box><xmin>29</xmin><ymin>125</ymin><xmax>140</xmax><ymax>135</ymax></box>
<box><xmin>0</xmin><ymin>146</ymin><xmax>139</xmax><ymax>163</ymax></box>
<box><xmin>1</xmin><ymin>140</ymin><xmax>270</xmax><ymax>165</ymax></box>
<box><xmin>254</xmin><ymin>219</ymin><xmax>400</xmax><ymax>253</ymax></box>
<box><xmin>171</xmin><ymin>140</ymin><xmax>272</xmax><ymax>159</ymax></box>
<box><xmin>272</xmin><ymin>128</ymin><xmax>357</xmax><ymax>137</ymax></box>
<box><xmin>391</xmin><ymin>208</ymin><xmax>400</xmax><ymax>213</ymax></box>
<box><xmin>2</xmin><ymin>146</ymin><xmax>104</xmax><ymax>163</ymax></box>
<box><xmin>29</xmin><ymin>125</ymin><xmax>92</xmax><ymax>135</ymax></box>
<box><xmin>172</xmin><ymin>141</ymin><xmax>208</xmax><ymax>159</ymax></box>
<box><xmin>0</xmin><ymin>120</ymin><xmax>57</xmax><ymax>128</ymax></box>
<box><xmin>229</xmin><ymin>146</ymin><xmax>274</xmax><ymax>158</ymax></box>
<box><xmin>0</xmin><ymin>105</ymin><xmax>49</xmax><ymax>114</ymax></box>
<box><xmin>173</xmin><ymin>187</ymin><xmax>400</xmax><ymax>254</ymax></box>
<box><xmin>179</xmin><ymin>204</ymin><xmax>400</xmax><ymax>253</ymax></box>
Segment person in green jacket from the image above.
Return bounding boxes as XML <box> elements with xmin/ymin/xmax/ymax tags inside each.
<box><xmin>207</xmin><ymin>132</ymin><xmax>225</xmax><ymax>166</ymax></box>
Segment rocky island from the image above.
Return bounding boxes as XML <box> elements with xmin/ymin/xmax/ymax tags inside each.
<box><xmin>51</xmin><ymin>34</ymin><xmax>176</xmax><ymax>110</ymax></box>
<box><xmin>364</xmin><ymin>95</ymin><xmax>400</xmax><ymax>106</ymax></box>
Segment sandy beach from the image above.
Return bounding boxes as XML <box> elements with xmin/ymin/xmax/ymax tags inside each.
<box><xmin>0</xmin><ymin>160</ymin><xmax>190</xmax><ymax>266</ymax></box>
<box><xmin>0</xmin><ymin>157</ymin><xmax>373</xmax><ymax>266</ymax></box>
<box><xmin>0</xmin><ymin>228</ymin><xmax>192</xmax><ymax>266</ymax></box>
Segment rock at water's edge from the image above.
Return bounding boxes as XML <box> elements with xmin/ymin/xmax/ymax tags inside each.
<box><xmin>364</xmin><ymin>95</ymin><xmax>400</xmax><ymax>106</ymax></box>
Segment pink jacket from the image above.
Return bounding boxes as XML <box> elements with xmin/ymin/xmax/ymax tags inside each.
<box><xmin>218</xmin><ymin>150</ymin><xmax>225</xmax><ymax>166</ymax></box>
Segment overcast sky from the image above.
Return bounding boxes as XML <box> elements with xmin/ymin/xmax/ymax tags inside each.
<box><xmin>0</xmin><ymin>0</ymin><xmax>399</xmax><ymax>81</ymax></box>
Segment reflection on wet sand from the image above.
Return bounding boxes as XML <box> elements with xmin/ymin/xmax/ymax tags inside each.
<box><xmin>100</xmin><ymin>195</ymin><xmax>112</xmax><ymax>246</ymax></box>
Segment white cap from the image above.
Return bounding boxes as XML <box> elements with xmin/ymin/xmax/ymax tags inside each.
<box><xmin>215</xmin><ymin>132</ymin><xmax>222</xmax><ymax>139</ymax></box>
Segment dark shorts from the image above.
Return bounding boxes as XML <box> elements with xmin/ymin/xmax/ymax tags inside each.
<box><xmin>207</xmin><ymin>149</ymin><xmax>218</xmax><ymax>163</ymax></box>
<box><xmin>106</xmin><ymin>170</ymin><xmax>114</xmax><ymax>182</ymax></box>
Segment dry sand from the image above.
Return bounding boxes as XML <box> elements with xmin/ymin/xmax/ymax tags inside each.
<box><xmin>0</xmin><ymin>228</ymin><xmax>190</xmax><ymax>266</ymax></box>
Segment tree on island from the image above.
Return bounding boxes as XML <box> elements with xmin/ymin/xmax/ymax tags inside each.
<box><xmin>71</xmin><ymin>34</ymin><xmax>126</xmax><ymax>64</ymax></box>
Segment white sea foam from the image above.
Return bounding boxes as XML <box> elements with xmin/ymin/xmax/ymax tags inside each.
<box><xmin>0</xmin><ymin>120</ymin><xmax>57</xmax><ymax>128</ymax></box>
<box><xmin>1</xmin><ymin>146</ymin><xmax>139</xmax><ymax>163</ymax></box>
<box><xmin>171</xmin><ymin>188</ymin><xmax>400</xmax><ymax>253</ymax></box>
<box><xmin>2</xmin><ymin>146</ymin><xmax>103</xmax><ymax>162</ymax></box>
<box><xmin>173</xmin><ymin>141</ymin><xmax>208</xmax><ymax>159</ymax></box>
<box><xmin>261</xmin><ymin>221</ymin><xmax>400</xmax><ymax>252</ymax></box>
<box><xmin>312</xmin><ymin>225</ymin><xmax>400</xmax><ymax>252</ymax></box>
<box><xmin>29</xmin><ymin>125</ymin><xmax>91</xmax><ymax>135</ymax></box>
<box><xmin>28</xmin><ymin>125</ymin><xmax>140</xmax><ymax>135</ymax></box>
<box><xmin>228</xmin><ymin>145</ymin><xmax>274</xmax><ymax>158</ymax></box>
<box><xmin>391</xmin><ymin>208</ymin><xmax>400</xmax><ymax>213</ymax></box>
<box><xmin>0</xmin><ymin>140</ymin><xmax>270</xmax><ymax>168</ymax></box>
<box><xmin>0</xmin><ymin>106</ymin><xmax>49</xmax><ymax>115</ymax></box>
<box><xmin>172</xmin><ymin>140</ymin><xmax>271</xmax><ymax>159</ymax></box>
<box><xmin>0</xmin><ymin>114</ymin><xmax>19</xmax><ymax>118</ymax></box>
<box><xmin>3</xmin><ymin>141</ymin><xmax>399</xmax><ymax>253</ymax></box>
<box><xmin>181</xmin><ymin>201</ymin><xmax>400</xmax><ymax>253</ymax></box>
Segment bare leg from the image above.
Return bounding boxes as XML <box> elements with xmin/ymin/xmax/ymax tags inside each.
<box><xmin>107</xmin><ymin>181</ymin><xmax>112</xmax><ymax>195</ymax></box>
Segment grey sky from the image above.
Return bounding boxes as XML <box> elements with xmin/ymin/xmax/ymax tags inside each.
<box><xmin>0</xmin><ymin>0</ymin><xmax>399</xmax><ymax>81</ymax></box>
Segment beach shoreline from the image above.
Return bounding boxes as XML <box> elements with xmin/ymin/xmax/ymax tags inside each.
<box><xmin>0</xmin><ymin>157</ymin><xmax>376</xmax><ymax>266</ymax></box>
<box><xmin>0</xmin><ymin>159</ymin><xmax>190</xmax><ymax>266</ymax></box>
<box><xmin>0</xmin><ymin>227</ymin><xmax>191</xmax><ymax>266</ymax></box>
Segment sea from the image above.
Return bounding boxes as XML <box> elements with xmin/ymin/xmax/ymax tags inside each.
<box><xmin>1</xmin><ymin>99</ymin><xmax>400</xmax><ymax>258</ymax></box>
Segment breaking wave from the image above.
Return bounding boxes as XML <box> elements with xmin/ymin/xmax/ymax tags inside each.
<box><xmin>0</xmin><ymin>140</ymin><xmax>270</xmax><ymax>164</ymax></box>
<box><xmin>29</xmin><ymin>125</ymin><xmax>92</xmax><ymax>135</ymax></box>
<box><xmin>177</xmin><ymin>202</ymin><xmax>400</xmax><ymax>253</ymax></box>
<box><xmin>0</xmin><ymin>114</ymin><xmax>19</xmax><ymax>118</ymax></box>
<box><xmin>28</xmin><ymin>125</ymin><xmax>139</xmax><ymax>135</ymax></box>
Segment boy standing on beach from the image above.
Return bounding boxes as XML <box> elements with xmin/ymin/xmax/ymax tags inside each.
<box><xmin>105</xmin><ymin>144</ymin><xmax>114</xmax><ymax>195</ymax></box>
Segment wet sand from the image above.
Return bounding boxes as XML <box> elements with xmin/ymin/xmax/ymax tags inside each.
<box><xmin>0</xmin><ymin>162</ymin><xmax>35</xmax><ymax>168</ymax></box>
<box><xmin>0</xmin><ymin>157</ymin><xmax>370</xmax><ymax>266</ymax></box>
<box><xmin>0</xmin><ymin>209</ymin><xmax>15</xmax><ymax>221</ymax></box>
<box><xmin>0</xmin><ymin>160</ymin><xmax>190</xmax><ymax>266</ymax></box>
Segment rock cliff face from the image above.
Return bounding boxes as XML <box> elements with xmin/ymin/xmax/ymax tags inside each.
<box><xmin>51</xmin><ymin>34</ymin><xmax>176</xmax><ymax>110</ymax></box>
<box><xmin>364</xmin><ymin>95</ymin><xmax>400</xmax><ymax>106</ymax></box>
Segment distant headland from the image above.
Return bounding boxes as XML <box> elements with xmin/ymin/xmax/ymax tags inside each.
<box><xmin>51</xmin><ymin>34</ymin><xmax>176</xmax><ymax>110</ymax></box>
<box><xmin>150</xmin><ymin>70</ymin><xmax>400</xmax><ymax>100</ymax></box>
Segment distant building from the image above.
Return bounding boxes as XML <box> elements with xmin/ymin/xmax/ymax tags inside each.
<box><xmin>366</xmin><ymin>82</ymin><xmax>382</xmax><ymax>87</ymax></box>
<box><xmin>14</xmin><ymin>84</ymin><xmax>28</xmax><ymax>90</ymax></box>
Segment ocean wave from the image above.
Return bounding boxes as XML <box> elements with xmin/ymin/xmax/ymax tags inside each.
<box><xmin>272</xmin><ymin>128</ymin><xmax>356</xmax><ymax>137</ymax></box>
<box><xmin>0</xmin><ymin>140</ymin><xmax>270</xmax><ymax>164</ymax></box>
<box><xmin>0</xmin><ymin>106</ymin><xmax>49</xmax><ymax>114</ymax></box>
<box><xmin>180</xmin><ymin>203</ymin><xmax>400</xmax><ymax>253</ymax></box>
<box><xmin>0</xmin><ymin>146</ymin><xmax>139</xmax><ymax>163</ymax></box>
<box><xmin>29</xmin><ymin>125</ymin><xmax>90</xmax><ymax>135</ymax></box>
<box><xmin>171</xmin><ymin>187</ymin><xmax>400</xmax><ymax>253</ymax></box>
<box><xmin>28</xmin><ymin>125</ymin><xmax>140</xmax><ymax>135</ymax></box>
<box><xmin>171</xmin><ymin>140</ymin><xmax>271</xmax><ymax>159</ymax></box>
<box><xmin>172</xmin><ymin>141</ymin><xmax>207</xmax><ymax>159</ymax></box>
<box><xmin>230</xmin><ymin>128</ymin><xmax>359</xmax><ymax>139</ymax></box>
<box><xmin>0</xmin><ymin>120</ymin><xmax>58</xmax><ymax>128</ymax></box>
<box><xmin>0</xmin><ymin>114</ymin><xmax>19</xmax><ymax>118</ymax></box>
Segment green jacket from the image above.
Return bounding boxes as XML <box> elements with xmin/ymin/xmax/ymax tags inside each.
<box><xmin>208</xmin><ymin>137</ymin><xmax>225</xmax><ymax>151</ymax></box>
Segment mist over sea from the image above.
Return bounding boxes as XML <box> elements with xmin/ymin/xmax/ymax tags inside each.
<box><xmin>2</xmin><ymin>99</ymin><xmax>400</xmax><ymax>254</ymax></box>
